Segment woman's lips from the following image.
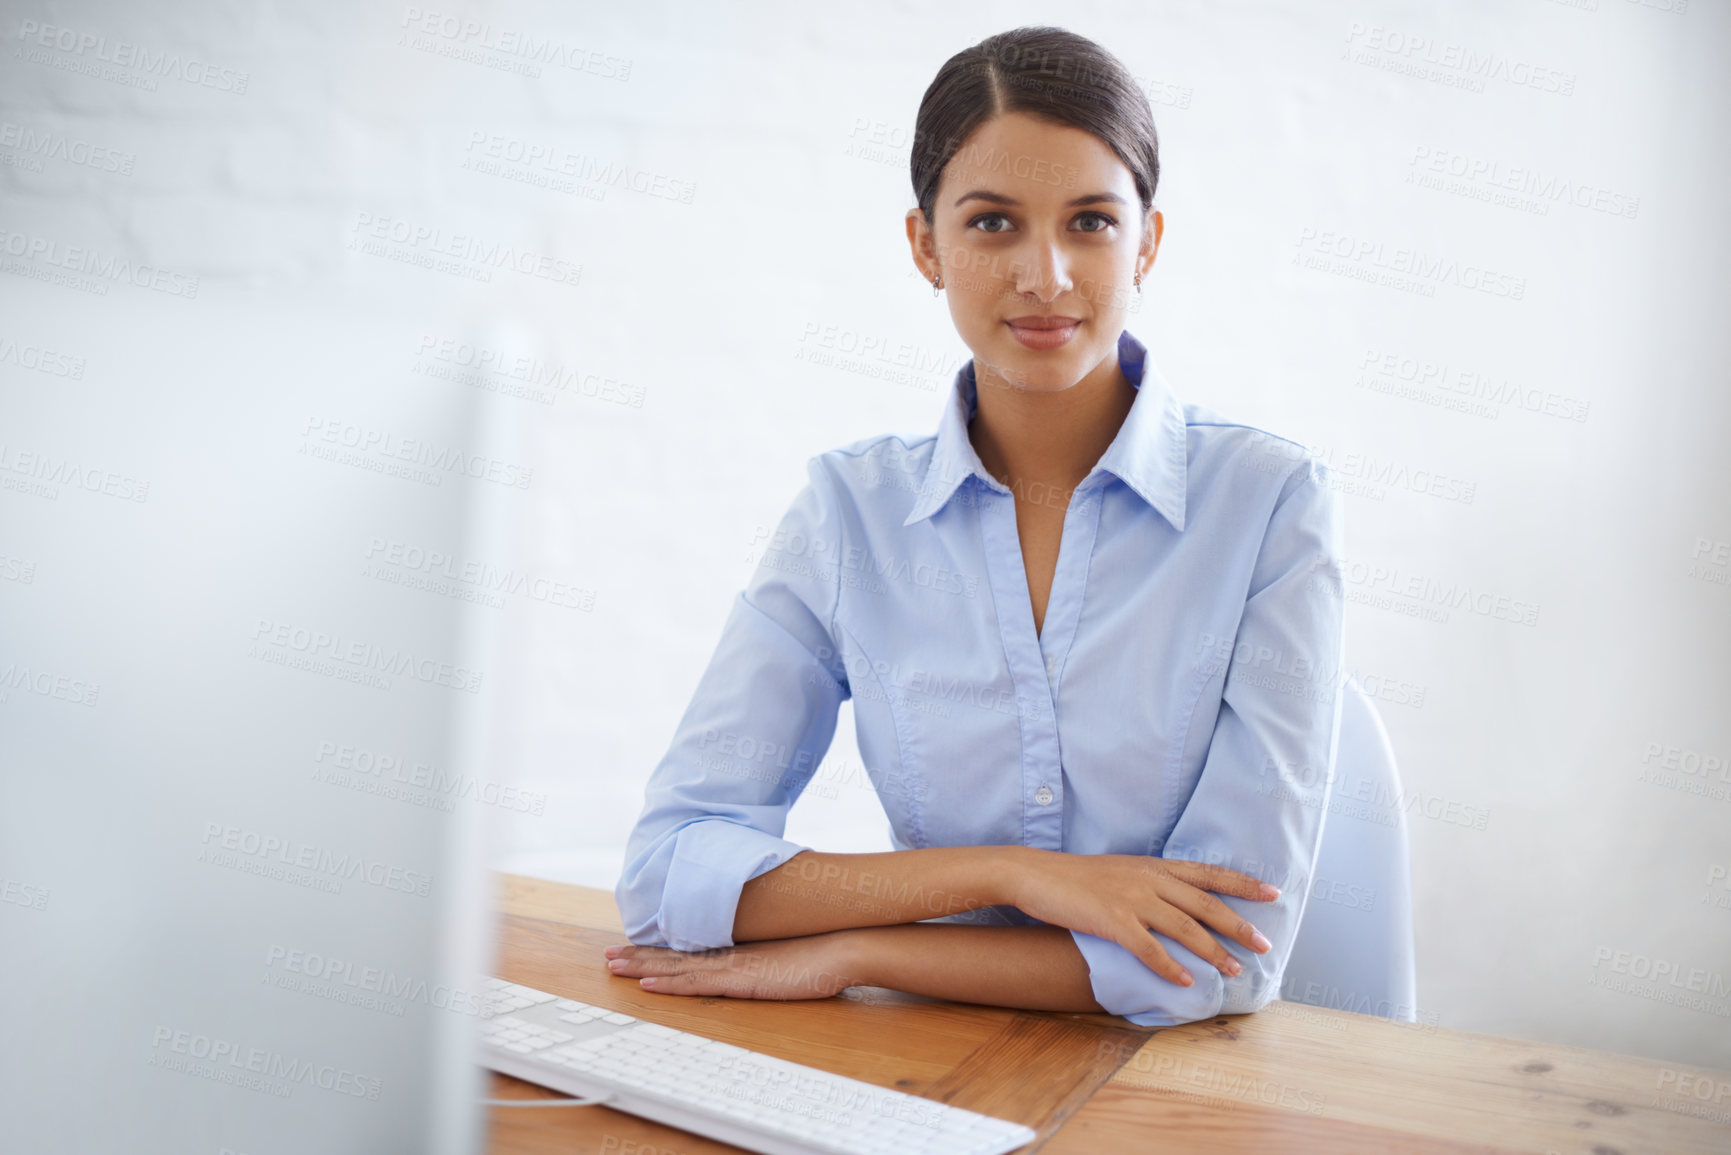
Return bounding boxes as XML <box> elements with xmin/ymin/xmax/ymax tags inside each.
<box><xmin>1006</xmin><ymin>317</ymin><xmax>1080</xmax><ymax>350</ymax></box>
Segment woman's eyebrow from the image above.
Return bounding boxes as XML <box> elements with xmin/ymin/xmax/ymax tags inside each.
<box><xmin>952</xmin><ymin>190</ymin><xmax>1129</xmax><ymax>208</ymax></box>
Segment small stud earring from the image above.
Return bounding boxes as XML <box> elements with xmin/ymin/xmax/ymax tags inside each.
<box><xmin>931</xmin><ymin>274</ymin><xmax>942</xmax><ymax>297</ymax></box>
<box><xmin>1134</xmin><ymin>272</ymin><xmax>1142</xmax><ymax>293</ymax></box>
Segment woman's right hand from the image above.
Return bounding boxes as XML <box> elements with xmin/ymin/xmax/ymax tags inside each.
<box><xmin>1002</xmin><ymin>847</ymin><xmax>1279</xmax><ymax>987</ymax></box>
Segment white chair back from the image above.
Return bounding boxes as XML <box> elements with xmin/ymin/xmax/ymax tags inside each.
<box><xmin>1278</xmin><ymin>676</ymin><xmax>1419</xmax><ymax>1022</ymax></box>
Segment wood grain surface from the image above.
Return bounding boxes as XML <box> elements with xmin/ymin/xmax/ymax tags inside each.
<box><xmin>485</xmin><ymin>874</ymin><xmax>1731</xmax><ymax>1155</ymax></box>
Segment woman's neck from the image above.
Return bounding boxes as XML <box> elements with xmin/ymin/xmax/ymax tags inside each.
<box><xmin>967</xmin><ymin>349</ymin><xmax>1138</xmax><ymax>504</ymax></box>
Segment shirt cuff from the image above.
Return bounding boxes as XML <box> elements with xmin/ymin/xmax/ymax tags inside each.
<box><xmin>1070</xmin><ymin>928</ymin><xmax>1226</xmax><ymax>1027</ymax></box>
<box><xmin>659</xmin><ymin>819</ymin><xmax>810</xmax><ymax>952</ymax></box>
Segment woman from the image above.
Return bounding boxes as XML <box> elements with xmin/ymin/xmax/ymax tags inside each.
<box><xmin>607</xmin><ymin>25</ymin><xmax>1345</xmax><ymax>1028</ymax></box>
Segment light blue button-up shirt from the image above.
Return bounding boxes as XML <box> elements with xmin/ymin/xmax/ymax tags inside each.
<box><xmin>615</xmin><ymin>328</ymin><xmax>1346</xmax><ymax>1027</ymax></box>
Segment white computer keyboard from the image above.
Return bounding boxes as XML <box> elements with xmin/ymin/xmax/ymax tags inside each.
<box><xmin>477</xmin><ymin>977</ymin><xmax>1038</xmax><ymax>1155</ymax></box>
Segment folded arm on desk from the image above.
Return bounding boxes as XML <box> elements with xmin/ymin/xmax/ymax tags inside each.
<box><xmin>1070</xmin><ymin>458</ymin><xmax>1347</xmax><ymax>1027</ymax></box>
<box><xmin>614</xmin><ymin>462</ymin><xmax>849</xmax><ymax>954</ymax></box>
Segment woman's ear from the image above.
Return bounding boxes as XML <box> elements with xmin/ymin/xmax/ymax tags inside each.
<box><xmin>1138</xmin><ymin>207</ymin><xmax>1164</xmax><ymax>279</ymax></box>
<box><xmin>906</xmin><ymin>207</ymin><xmax>938</xmax><ymax>283</ymax></box>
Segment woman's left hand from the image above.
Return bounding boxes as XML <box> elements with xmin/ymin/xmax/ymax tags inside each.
<box><xmin>603</xmin><ymin>931</ymin><xmax>866</xmax><ymax>1000</ymax></box>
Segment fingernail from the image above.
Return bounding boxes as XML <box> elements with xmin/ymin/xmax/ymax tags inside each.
<box><xmin>1252</xmin><ymin>930</ymin><xmax>1272</xmax><ymax>952</ymax></box>
<box><xmin>1259</xmin><ymin>884</ymin><xmax>1280</xmax><ymax>900</ymax></box>
<box><xmin>1224</xmin><ymin>958</ymin><xmax>1242</xmax><ymax>977</ymax></box>
<box><xmin>1178</xmin><ymin>970</ymin><xmax>1194</xmax><ymax>986</ymax></box>
<box><xmin>603</xmin><ymin>945</ymin><xmax>623</xmax><ymax>959</ymax></box>
<box><xmin>607</xmin><ymin>958</ymin><xmax>628</xmax><ymax>971</ymax></box>
<box><xmin>640</xmin><ymin>977</ymin><xmax>657</xmax><ymax>987</ymax></box>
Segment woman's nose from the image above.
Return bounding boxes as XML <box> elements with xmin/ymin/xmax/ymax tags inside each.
<box><xmin>1011</xmin><ymin>241</ymin><xmax>1073</xmax><ymax>301</ymax></box>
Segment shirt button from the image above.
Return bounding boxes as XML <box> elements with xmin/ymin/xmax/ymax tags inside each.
<box><xmin>1034</xmin><ymin>785</ymin><xmax>1054</xmax><ymax>806</ymax></box>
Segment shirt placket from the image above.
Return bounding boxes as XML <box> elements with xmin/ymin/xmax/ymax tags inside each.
<box><xmin>976</xmin><ymin>476</ymin><xmax>1106</xmax><ymax>851</ymax></box>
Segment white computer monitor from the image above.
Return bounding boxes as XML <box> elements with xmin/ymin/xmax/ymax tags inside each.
<box><xmin>0</xmin><ymin>288</ymin><xmax>513</xmax><ymax>1154</ymax></box>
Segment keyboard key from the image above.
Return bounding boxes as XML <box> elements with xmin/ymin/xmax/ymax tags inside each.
<box><xmin>698</xmin><ymin>1040</ymin><xmax>745</xmax><ymax>1055</ymax></box>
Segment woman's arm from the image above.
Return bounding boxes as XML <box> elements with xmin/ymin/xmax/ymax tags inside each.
<box><xmin>731</xmin><ymin>846</ymin><xmax>1026</xmax><ymax>942</ymax></box>
<box><xmin>738</xmin><ymin>844</ymin><xmax>1274</xmax><ymax>985</ymax></box>
<box><xmin>842</xmin><ymin>923</ymin><xmax>1108</xmax><ymax>1013</ymax></box>
<box><xmin>607</xmin><ymin>923</ymin><xmax>1107</xmax><ymax>1014</ymax></box>
<box><xmin>1065</xmin><ymin>454</ymin><xmax>1348</xmax><ymax>1026</ymax></box>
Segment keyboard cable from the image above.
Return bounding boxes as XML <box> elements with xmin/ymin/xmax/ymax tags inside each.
<box><xmin>481</xmin><ymin>1093</ymin><xmax>617</xmax><ymax>1108</ymax></box>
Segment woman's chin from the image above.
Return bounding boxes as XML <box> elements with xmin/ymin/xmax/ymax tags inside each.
<box><xmin>973</xmin><ymin>336</ymin><xmax>1098</xmax><ymax>393</ymax></box>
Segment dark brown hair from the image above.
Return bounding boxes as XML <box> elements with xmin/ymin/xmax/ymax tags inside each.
<box><xmin>910</xmin><ymin>26</ymin><xmax>1160</xmax><ymax>225</ymax></box>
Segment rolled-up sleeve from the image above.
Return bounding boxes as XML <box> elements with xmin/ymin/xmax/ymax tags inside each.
<box><xmin>614</xmin><ymin>457</ymin><xmax>852</xmax><ymax>952</ymax></box>
<box><xmin>1070</xmin><ymin>456</ymin><xmax>1346</xmax><ymax>1026</ymax></box>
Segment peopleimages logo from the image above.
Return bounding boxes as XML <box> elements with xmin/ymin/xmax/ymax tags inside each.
<box><xmin>0</xmin><ymin>227</ymin><xmax>200</xmax><ymax>297</ymax></box>
<box><xmin>0</xmin><ymin>442</ymin><xmax>149</xmax><ymax>502</ymax></box>
<box><xmin>264</xmin><ymin>945</ymin><xmax>492</xmax><ymax>1016</ymax></box>
<box><xmin>1294</xmin><ymin>227</ymin><xmax>1526</xmax><ymax>300</ymax></box>
<box><xmin>347</xmin><ymin>212</ymin><xmax>581</xmax><ymax>287</ymax></box>
<box><xmin>397</xmin><ymin>7</ymin><xmax>632</xmax><ymax>80</ymax></box>
<box><xmin>1</xmin><ymin>876</ymin><xmax>50</xmax><ymax>911</ymax></box>
<box><xmin>750</xmin><ymin>522</ymin><xmax>980</xmax><ymax>599</ymax></box>
<box><xmin>14</xmin><ymin>19</ymin><xmax>251</xmax><ymax>93</ymax></box>
<box><xmin>0</xmin><ymin>332</ymin><xmax>87</xmax><ymax>378</ymax></box>
<box><xmin>1343</xmin><ymin>22</ymin><xmax>1576</xmax><ymax>96</ymax></box>
<box><xmin>312</xmin><ymin>739</ymin><xmax>548</xmax><ymax>815</ymax></box>
<box><xmin>248</xmin><ymin>617</ymin><xmax>485</xmax><ymax>694</ymax></box>
<box><xmin>199</xmin><ymin>821</ymin><xmax>434</xmax><ymax>898</ymax></box>
<box><xmin>363</xmin><ymin>536</ymin><xmax>593</xmax><ymax>610</ymax></box>
<box><xmin>1311</xmin><ymin>554</ymin><xmax>1540</xmax><ymax>627</ymax></box>
<box><xmin>300</xmin><ymin>417</ymin><xmax>534</xmax><ymax>489</ymax></box>
<box><xmin>463</xmin><ymin>131</ymin><xmax>696</xmax><ymax>202</ymax></box>
<box><xmin>1406</xmin><ymin>146</ymin><xmax>1639</xmax><ymax>220</ymax></box>
<box><xmin>1355</xmin><ymin>347</ymin><xmax>1591</xmax><ymax>424</ymax></box>
<box><xmin>1590</xmin><ymin>948</ymin><xmax>1731</xmax><ymax>1001</ymax></box>
<box><xmin>0</xmin><ymin>119</ymin><xmax>135</xmax><ymax>175</ymax></box>
<box><xmin>0</xmin><ymin>660</ymin><xmax>101</xmax><ymax>707</ymax></box>
<box><xmin>149</xmin><ymin>1026</ymin><xmax>380</xmax><ymax>1100</ymax></box>
<box><xmin>413</xmin><ymin>333</ymin><xmax>645</xmax><ymax>408</ymax></box>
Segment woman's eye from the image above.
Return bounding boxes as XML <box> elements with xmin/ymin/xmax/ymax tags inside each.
<box><xmin>966</xmin><ymin>212</ymin><xmax>1116</xmax><ymax>234</ymax></box>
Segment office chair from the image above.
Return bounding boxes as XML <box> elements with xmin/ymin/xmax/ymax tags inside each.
<box><xmin>1277</xmin><ymin>676</ymin><xmax>1419</xmax><ymax>1022</ymax></box>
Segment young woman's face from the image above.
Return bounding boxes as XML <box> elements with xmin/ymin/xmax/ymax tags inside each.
<box><xmin>908</xmin><ymin>110</ymin><xmax>1161</xmax><ymax>392</ymax></box>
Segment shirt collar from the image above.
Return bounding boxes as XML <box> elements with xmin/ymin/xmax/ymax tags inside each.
<box><xmin>903</xmin><ymin>328</ymin><xmax>1189</xmax><ymax>531</ymax></box>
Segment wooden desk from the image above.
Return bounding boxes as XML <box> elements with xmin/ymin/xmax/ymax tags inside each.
<box><xmin>486</xmin><ymin>875</ymin><xmax>1730</xmax><ymax>1154</ymax></box>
